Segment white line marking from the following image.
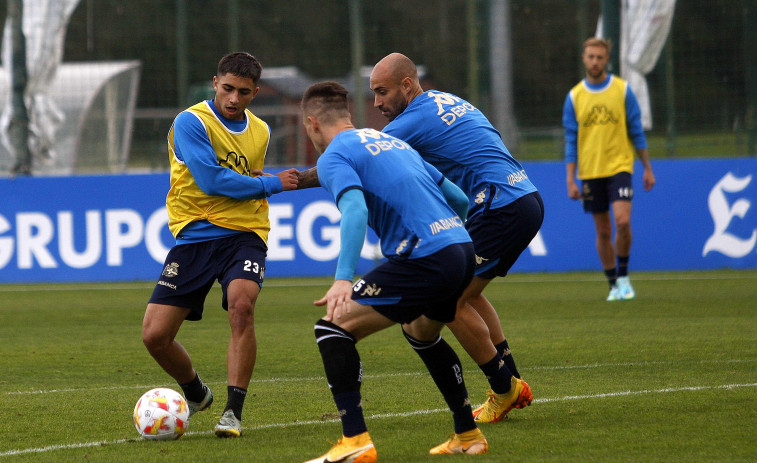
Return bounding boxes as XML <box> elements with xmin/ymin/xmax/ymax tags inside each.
<box><xmin>2</xmin><ymin>382</ymin><xmax>755</xmax><ymax>457</ymax></box>
<box><xmin>7</xmin><ymin>359</ymin><xmax>754</xmax><ymax>396</ymax></box>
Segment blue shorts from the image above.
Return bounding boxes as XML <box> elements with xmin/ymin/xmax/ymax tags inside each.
<box><xmin>351</xmin><ymin>242</ymin><xmax>475</xmax><ymax>324</ymax></box>
<box><xmin>465</xmin><ymin>191</ymin><xmax>544</xmax><ymax>279</ymax></box>
<box><xmin>148</xmin><ymin>232</ymin><xmax>267</xmax><ymax>321</ymax></box>
<box><xmin>581</xmin><ymin>172</ymin><xmax>633</xmax><ymax>213</ymax></box>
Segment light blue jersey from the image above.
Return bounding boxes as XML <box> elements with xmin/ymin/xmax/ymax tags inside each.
<box><xmin>317</xmin><ymin>128</ymin><xmax>471</xmax><ymax>260</ymax></box>
<box><xmin>383</xmin><ymin>90</ymin><xmax>537</xmax><ymax>217</ymax></box>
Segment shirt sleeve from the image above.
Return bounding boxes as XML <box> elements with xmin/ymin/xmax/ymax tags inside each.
<box><xmin>562</xmin><ymin>93</ymin><xmax>578</xmax><ymax>164</ymax></box>
<box><xmin>173</xmin><ymin>111</ymin><xmax>283</xmax><ymax>200</ymax></box>
<box><xmin>439</xmin><ymin>177</ymin><xmax>469</xmax><ymax>220</ymax></box>
<box><xmin>334</xmin><ymin>189</ymin><xmax>368</xmax><ymax>281</ymax></box>
<box><xmin>625</xmin><ymin>87</ymin><xmax>648</xmax><ymax>150</ymax></box>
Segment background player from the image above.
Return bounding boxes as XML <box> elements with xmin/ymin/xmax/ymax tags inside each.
<box><xmin>302</xmin><ymin>81</ymin><xmax>488</xmax><ymax>462</ymax></box>
<box><xmin>563</xmin><ymin>38</ymin><xmax>655</xmax><ymax>301</ymax></box>
<box><xmin>141</xmin><ymin>52</ymin><xmax>298</xmax><ymax>437</ymax></box>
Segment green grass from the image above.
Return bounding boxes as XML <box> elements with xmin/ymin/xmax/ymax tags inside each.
<box><xmin>514</xmin><ymin>130</ymin><xmax>752</xmax><ymax>161</ymax></box>
<box><xmin>1</xmin><ymin>271</ymin><xmax>755</xmax><ymax>462</ymax></box>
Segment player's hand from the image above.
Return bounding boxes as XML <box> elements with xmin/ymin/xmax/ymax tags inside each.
<box><xmin>567</xmin><ymin>181</ymin><xmax>581</xmax><ymax>200</ymax></box>
<box><xmin>643</xmin><ymin>169</ymin><xmax>656</xmax><ymax>191</ymax></box>
<box><xmin>250</xmin><ymin>169</ymin><xmax>272</xmax><ymax>177</ymax></box>
<box><xmin>276</xmin><ymin>168</ymin><xmax>299</xmax><ymax>191</ymax></box>
<box><xmin>314</xmin><ymin>279</ymin><xmax>354</xmax><ymax>322</ymax></box>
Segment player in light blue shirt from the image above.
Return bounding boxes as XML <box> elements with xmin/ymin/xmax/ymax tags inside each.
<box><xmin>293</xmin><ymin>54</ymin><xmax>541</xmax><ymax>426</ymax></box>
<box><xmin>317</xmin><ymin>125</ymin><xmax>471</xmax><ymax>270</ymax></box>
<box><xmin>380</xmin><ymin>88</ymin><xmax>537</xmax><ymax>217</ymax></box>
<box><xmin>369</xmin><ymin>53</ymin><xmax>543</xmax><ymax>423</ymax></box>
<box><xmin>301</xmin><ymin>81</ymin><xmax>489</xmax><ymax>461</ymax></box>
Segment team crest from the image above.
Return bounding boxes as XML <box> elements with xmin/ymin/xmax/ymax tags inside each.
<box><xmin>162</xmin><ymin>262</ymin><xmax>179</xmax><ymax>278</ymax></box>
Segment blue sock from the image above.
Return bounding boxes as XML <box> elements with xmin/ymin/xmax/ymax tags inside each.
<box><xmin>404</xmin><ymin>331</ymin><xmax>476</xmax><ymax>434</ymax></box>
<box><xmin>225</xmin><ymin>386</ymin><xmax>246</xmax><ymax>421</ymax></box>
<box><xmin>478</xmin><ymin>353</ymin><xmax>513</xmax><ymax>394</ymax></box>
<box><xmin>333</xmin><ymin>392</ymin><xmax>366</xmax><ymax>437</ymax></box>
<box><xmin>617</xmin><ymin>256</ymin><xmax>629</xmax><ymax>277</ymax></box>
<box><xmin>495</xmin><ymin>340</ymin><xmax>520</xmax><ymax>379</ymax></box>
<box><xmin>604</xmin><ymin>268</ymin><xmax>617</xmax><ymax>288</ymax></box>
<box><xmin>315</xmin><ymin>320</ymin><xmax>367</xmax><ymax>437</ymax></box>
<box><xmin>179</xmin><ymin>372</ymin><xmax>206</xmax><ymax>403</ymax></box>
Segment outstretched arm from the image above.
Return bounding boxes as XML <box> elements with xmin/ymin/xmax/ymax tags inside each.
<box><xmin>296</xmin><ymin>167</ymin><xmax>321</xmax><ymax>189</ymax></box>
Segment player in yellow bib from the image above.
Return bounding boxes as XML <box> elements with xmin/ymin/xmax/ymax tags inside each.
<box><xmin>563</xmin><ymin>38</ymin><xmax>655</xmax><ymax>301</ymax></box>
<box><xmin>142</xmin><ymin>52</ymin><xmax>298</xmax><ymax>437</ymax></box>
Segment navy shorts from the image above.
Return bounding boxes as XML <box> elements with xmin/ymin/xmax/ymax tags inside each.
<box><xmin>581</xmin><ymin>172</ymin><xmax>633</xmax><ymax>213</ymax></box>
<box><xmin>148</xmin><ymin>233</ymin><xmax>267</xmax><ymax>321</ymax></box>
<box><xmin>465</xmin><ymin>191</ymin><xmax>544</xmax><ymax>279</ymax></box>
<box><xmin>351</xmin><ymin>242</ymin><xmax>475</xmax><ymax>325</ymax></box>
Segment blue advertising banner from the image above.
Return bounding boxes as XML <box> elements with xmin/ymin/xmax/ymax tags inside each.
<box><xmin>1</xmin><ymin>158</ymin><xmax>755</xmax><ymax>283</ymax></box>
<box><xmin>515</xmin><ymin>157</ymin><xmax>757</xmax><ymax>273</ymax></box>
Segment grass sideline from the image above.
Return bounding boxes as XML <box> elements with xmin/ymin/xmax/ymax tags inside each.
<box><xmin>1</xmin><ymin>270</ymin><xmax>755</xmax><ymax>462</ymax></box>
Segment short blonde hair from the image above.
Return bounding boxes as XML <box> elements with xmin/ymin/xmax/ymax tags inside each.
<box><xmin>583</xmin><ymin>37</ymin><xmax>611</xmax><ymax>54</ymax></box>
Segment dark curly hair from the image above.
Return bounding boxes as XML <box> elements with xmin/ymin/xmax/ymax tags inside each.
<box><xmin>217</xmin><ymin>52</ymin><xmax>262</xmax><ymax>84</ymax></box>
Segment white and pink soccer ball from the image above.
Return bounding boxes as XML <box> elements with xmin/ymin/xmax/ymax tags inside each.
<box><xmin>133</xmin><ymin>387</ymin><xmax>190</xmax><ymax>440</ymax></box>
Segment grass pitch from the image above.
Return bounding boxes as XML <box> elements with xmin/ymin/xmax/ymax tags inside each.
<box><xmin>0</xmin><ymin>270</ymin><xmax>755</xmax><ymax>462</ymax></box>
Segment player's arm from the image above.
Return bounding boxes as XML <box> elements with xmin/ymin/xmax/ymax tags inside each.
<box><xmin>174</xmin><ymin>112</ymin><xmax>292</xmax><ymax>199</ymax></box>
<box><xmin>625</xmin><ymin>88</ymin><xmax>655</xmax><ymax>191</ymax></box>
<box><xmin>423</xmin><ymin>159</ymin><xmax>469</xmax><ymax>220</ymax></box>
<box><xmin>313</xmin><ymin>188</ymin><xmax>368</xmax><ymax>322</ymax></box>
<box><xmin>439</xmin><ymin>178</ymin><xmax>469</xmax><ymax>220</ymax></box>
<box><xmin>296</xmin><ymin>166</ymin><xmax>321</xmax><ymax>189</ymax></box>
<box><xmin>562</xmin><ymin>95</ymin><xmax>580</xmax><ymax>199</ymax></box>
<box><xmin>422</xmin><ymin>157</ymin><xmax>468</xmax><ymax>222</ymax></box>
<box><xmin>333</xmin><ymin>189</ymin><xmax>368</xmax><ymax>282</ymax></box>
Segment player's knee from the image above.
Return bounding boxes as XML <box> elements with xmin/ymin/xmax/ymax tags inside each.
<box><xmin>314</xmin><ymin>319</ymin><xmax>356</xmax><ymax>345</ymax></box>
<box><xmin>142</xmin><ymin>326</ymin><xmax>171</xmax><ymax>352</ymax></box>
<box><xmin>227</xmin><ymin>299</ymin><xmax>256</xmax><ymax>328</ymax></box>
<box><xmin>402</xmin><ymin>328</ymin><xmax>442</xmax><ymax>350</ymax></box>
<box><xmin>596</xmin><ymin>225</ymin><xmax>613</xmax><ymax>241</ymax></box>
<box><xmin>615</xmin><ymin>216</ymin><xmax>631</xmax><ymax>232</ymax></box>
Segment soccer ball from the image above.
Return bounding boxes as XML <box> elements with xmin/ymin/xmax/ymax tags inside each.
<box><xmin>133</xmin><ymin>387</ymin><xmax>190</xmax><ymax>440</ymax></box>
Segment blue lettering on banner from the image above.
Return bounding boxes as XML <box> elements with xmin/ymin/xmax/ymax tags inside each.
<box><xmin>0</xmin><ymin>158</ymin><xmax>755</xmax><ymax>283</ymax></box>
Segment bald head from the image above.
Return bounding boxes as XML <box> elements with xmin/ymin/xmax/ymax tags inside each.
<box><xmin>370</xmin><ymin>53</ymin><xmax>423</xmax><ymax>121</ymax></box>
<box><xmin>373</xmin><ymin>53</ymin><xmax>418</xmax><ymax>84</ymax></box>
